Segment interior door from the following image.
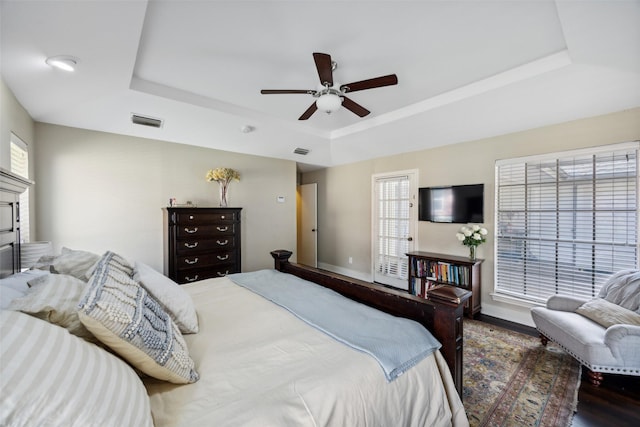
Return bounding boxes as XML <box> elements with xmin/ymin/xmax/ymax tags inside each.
<box><xmin>373</xmin><ymin>171</ymin><xmax>417</xmax><ymax>289</ymax></box>
<box><xmin>297</xmin><ymin>183</ymin><xmax>317</xmax><ymax>267</ymax></box>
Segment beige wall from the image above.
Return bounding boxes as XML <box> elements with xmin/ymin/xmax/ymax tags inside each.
<box><xmin>34</xmin><ymin>123</ymin><xmax>297</xmax><ymax>272</ymax></box>
<box><xmin>0</xmin><ymin>77</ymin><xmax>37</xmax><ymax>238</ymax></box>
<box><xmin>0</xmin><ymin>78</ymin><xmax>34</xmax><ymax>170</ymax></box>
<box><xmin>302</xmin><ymin>108</ymin><xmax>640</xmax><ymax>325</ymax></box>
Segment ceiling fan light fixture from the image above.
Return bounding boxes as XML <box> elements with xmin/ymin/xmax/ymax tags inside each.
<box><xmin>45</xmin><ymin>55</ymin><xmax>78</xmax><ymax>72</ymax></box>
<box><xmin>316</xmin><ymin>93</ymin><xmax>342</xmax><ymax>114</ymax></box>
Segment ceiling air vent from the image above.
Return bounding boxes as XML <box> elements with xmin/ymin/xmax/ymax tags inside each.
<box><xmin>131</xmin><ymin>114</ymin><xmax>163</xmax><ymax>128</ymax></box>
<box><xmin>294</xmin><ymin>148</ymin><xmax>310</xmax><ymax>155</ymax></box>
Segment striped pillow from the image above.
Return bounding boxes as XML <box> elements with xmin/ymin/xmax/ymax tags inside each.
<box><xmin>33</xmin><ymin>247</ymin><xmax>102</xmax><ymax>281</ymax></box>
<box><xmin>79</xmin><ymin>251</ymin><xmax>199</xmax><ymax>384</ymax></box>
<box><xmin>0</xmin><ymin>310</ymin><xmax>153</xmax><ymax>427</ymax></box>
<box><xmin>8</xmin><ymin>274</ymin><xmax>96</xmax><ymax>342</ymax></box>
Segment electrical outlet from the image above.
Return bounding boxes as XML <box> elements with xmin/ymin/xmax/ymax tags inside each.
<box><xmin>348</xmin><ymin>257</ymin><xmax>353</xmax><ymax>264</ymax></box>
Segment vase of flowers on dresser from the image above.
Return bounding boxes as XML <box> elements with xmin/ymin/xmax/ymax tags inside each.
<box><xmin>206</xmin><ymin>167</ymin><xmax>240</xmax><ymax>207</ymax></box>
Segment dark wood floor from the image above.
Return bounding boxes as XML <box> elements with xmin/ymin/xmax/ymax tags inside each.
<box><xmin>477</xmin><ymin>314</ymin><xmax>640</xmax><ymax>427</ymax></box>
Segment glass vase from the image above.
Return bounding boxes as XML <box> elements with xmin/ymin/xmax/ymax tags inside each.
<box><xmin>469</xmin><ymin>245</ymin><xmax>476</xmax><ymax>261</ymax></box>
<box><xmin>219</xmin><ymin>184</ymin><xmax>228</xmax><ymax>207</ymax></box>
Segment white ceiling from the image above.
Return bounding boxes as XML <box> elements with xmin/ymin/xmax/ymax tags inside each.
<box><xmin>2</xmin><ymin>0</ymin><xmax>639</xmax><ymax>171</ymax></box>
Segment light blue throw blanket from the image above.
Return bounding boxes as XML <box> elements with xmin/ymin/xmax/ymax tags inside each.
<box><xmin>229</xmin><ymin>269</ymin><xmax>441</xmax><ymax>381</ymax></box>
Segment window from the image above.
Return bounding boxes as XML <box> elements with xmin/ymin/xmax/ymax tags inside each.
<box><xmin>10</xmin><ymin>133</ymin><xmax>30</xmax><ymax>243</ymax></box>
<box><xmin>495</xmin><ymin>142</ymin><xmax>639</xmax><ymax>304</ymax></box>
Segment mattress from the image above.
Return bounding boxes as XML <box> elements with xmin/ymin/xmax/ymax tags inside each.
<box><xmin>144</xmin><ymin>276</ymin><xmax>468</xmax><ymax>427</ymax></box>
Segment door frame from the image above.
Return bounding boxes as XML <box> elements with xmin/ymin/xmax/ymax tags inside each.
<box><xmin>370</xmin><ymin>169</ymin><xmax>419</xmax><ymax>289</ymax></box>
<box><xmin>297</xmin><ymin>182</ymin><xmax>318</xmax><ymax>268</ymax></box>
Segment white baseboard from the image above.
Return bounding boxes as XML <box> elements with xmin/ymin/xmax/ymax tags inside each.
<box><xmin>317</xmin><ymin>262</ymin><xmax>373</xmax><ymax>283</ymax></box>
<box><xmin>480</xmin><ymin>304</ymin><xmax>535</xmax><ymax>328</ymax></box>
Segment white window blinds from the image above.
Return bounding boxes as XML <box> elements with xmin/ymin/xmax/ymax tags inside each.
<box><xmin>495</xmin><ymin>142</ymin><xmax>639</xmax><ymax>303</ymax></box>
<box><xmin>10</xmin><ymin>133</ymin><xmax>30</xmax><ymax>243</ymax></box>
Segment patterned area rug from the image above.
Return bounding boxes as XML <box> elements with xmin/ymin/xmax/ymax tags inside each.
<box><xmin>463</xmin><ymin>320</ymin><xmax>581</xmax><ymax>427</ymax></box>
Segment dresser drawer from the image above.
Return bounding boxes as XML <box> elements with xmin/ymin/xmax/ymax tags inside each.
<box><xmin>176</xmin><ymin>224</ymin><xmax>236</xmax><ymax>239</ymax></box>
<box><xmin>177</xmin><ymin>266</ymin><xmax>237</xmax><ymax>283</ymax></box>
<box><xmin>177</xmin><ymin>252</ymin><xmax>236</xmax><ymax>269</ymax></box>
<box><xmin>175</xmin><ymin>211</ymin><xmax>237</xmax><ymax>224</ymax></box>
<box><xmin>175</xmin><ymin>238</ymin><xmax>236</xmax><ymax>254</ymax></box>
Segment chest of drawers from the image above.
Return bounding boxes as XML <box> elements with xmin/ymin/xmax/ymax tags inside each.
<box><xmin>163</xmin><ymin>207</ymin><xmax>242</xmax><ymax>284</ymax></box>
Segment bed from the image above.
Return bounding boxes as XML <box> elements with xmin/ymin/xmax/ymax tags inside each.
<box><xmin>0</xmin><ymin>174</ymin><xmax>469</xmax><ymax>426</ymax></box>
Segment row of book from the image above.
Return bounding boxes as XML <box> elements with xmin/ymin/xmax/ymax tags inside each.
<box><xmin>408</xmin><ymin>277</ymin><xmax>438</xmax><ymax>298</ymax></box>
<box><xmin>411</xmin><ymin>258</ymin><xmax>471</xmax><ymax>286</ymax></box>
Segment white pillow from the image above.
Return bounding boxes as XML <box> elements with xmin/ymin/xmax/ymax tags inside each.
<box><xmin>79</xmin><ymin>252</ymin><xmax>199</xmax><ymax>384</ymax></box>
<box><xmin>36</xmin><ymin>247</ymin><xmax>101</xmax><ymax>281</ymax></box>
<box><xmin>0</xmin><ymin>310</ymin><xmax>153</xmax><ymax>427</ymax></box>
<box><xmin>134</xmin><ymin>262</ymin><xmax>199</xmax><ymax>334</ymax></box>
<box><xmin>576</xmin><ymin>298</ymin><xmax>640</xmax><ymax>328</ymax></box>
<box><xmin>0</xmin><ymin>270</ymin><xmax>50</xmax><ymax>309</ymax></box>
<box><xmin>8</xmin><ymin>274</ymin><xmax>96</xmax><ymax>342</ymax></box>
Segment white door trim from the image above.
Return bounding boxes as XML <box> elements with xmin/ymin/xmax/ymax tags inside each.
<box><xmin>371</xmin><ymin>169</ymin><xmax>419</xmax><ymax>289</ymax></box>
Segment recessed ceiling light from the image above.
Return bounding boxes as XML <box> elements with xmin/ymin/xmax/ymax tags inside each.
<box><xmin>45</xmin><ymin>55</ymin><xmax>78</xmax><ymax>72</ymax></box>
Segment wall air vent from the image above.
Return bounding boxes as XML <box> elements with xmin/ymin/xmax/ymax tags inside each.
<box><xmin>131</xmin><ymin>114</ymin><xmax>163</xmax><ymax>128</ymax></box>
<box><xmin>294</xmin><ymin>148</ymin><xmax>310</xmax><ymax>155</ymax></box>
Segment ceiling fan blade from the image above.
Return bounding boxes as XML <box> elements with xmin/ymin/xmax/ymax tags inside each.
<box><xmin>342</xmin><ymin>97</ymin><xmax>370</xmax><ymax>117</ymax></box>
<box><xmin>340</xmin><ymin>74</ymin><xmax>398</xmax><ymax>93</ymax></box>
<box><xmin>261</xmin><ymin>89</ymin><xmax>314</xmax><ymax>95</ymax></box>
<box><xmin>313</xmin><ymin>52</ymin><xmax>333</xmax><ymax>86</ymax></box>
<box><xmin>298</xmin><ymin>102</ymin><xmax>318</xmax><ymax>120</ymax></box>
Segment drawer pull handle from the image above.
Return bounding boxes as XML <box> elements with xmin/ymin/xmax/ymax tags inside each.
<box><xmin>217</xmin><ymin>254</ymin><xmax>229</xmax><ymax>261</ymax></box>
<box><xmin>216</xmin><ymin>239</ymin><xmax>229</xmax><ymax>246</ymax></box>
<box><xmin>184</xmin><ymin>227</ymin><xmax>198</xmax><ymax>233</ymax></box>
<box><xmin>217</xmin><ymin>226</ymin><xmax>229</xmax><ymax>232</ymax></box>
<box><xmin>217</xmin><ymin>271</ymin><xmax>230</xmax><ymax>277</ymax></box>
<box><xmin>184</xmin><ymin>257</ymin><xmax>199</xmax><ymax>265</ymax></box>
<box><xmin>184</xmin><ymin>242</ymin><xmax>199</xmax><ymax>248</ymax></box>
<box><xmin>185</xmin><ymin>275</ymin><xmax>199</xmax><ymax>282</ymax></box>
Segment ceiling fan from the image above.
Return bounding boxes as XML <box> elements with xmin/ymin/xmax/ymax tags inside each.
<box><xmin>260</xmin><ymin>52</ymin><xmax>398</xmax><ymax>120</ymax></box>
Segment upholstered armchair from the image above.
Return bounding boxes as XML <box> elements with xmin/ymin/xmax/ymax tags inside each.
<box><xmin>531</xmin><ymin>269</ymin><xmax>640</xmax><ymax>386</ymax></box>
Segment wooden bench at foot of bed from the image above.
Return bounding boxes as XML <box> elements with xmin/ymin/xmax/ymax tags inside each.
<box><xmin>271</xmin><ymin>250</ymin><xmax>471</xmax><ymax>399</ymax></box>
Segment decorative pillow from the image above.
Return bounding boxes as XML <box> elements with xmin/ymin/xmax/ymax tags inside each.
<box><xmin>576</xmin><ymin>298</ymin><xmax>640</xmax><ymax>328</ymax></box>
<box><xmin>45</xmin><ymin>247</ymin><xmax>101</xmax><ymax>281</ymax></box>
<box><xmin>134</xmin><ymin>262</ymin><xmax>199</xmax><ymax>334</ymax></box>
<box><xmin>78</xmin><ymin>251</ymin><xmax>199</xmax><ymax>384</ymax></box>
<box><xmin>0</xmin><ymin>270</ymin><xmax>49</xmax><ymax>309</ymax></box>
<box><xmin>598</xmin><ymin>269</ymin><xmax>640</xmax><ymax>313</ymax></box>
<box><xmin>0</xmin><ymin>310</ymin><xmax>154</xmax><ymax>427</ymax></box>
<box><xmin>8</xmin><ymin>274</ymin><xmax>96</xmax><ymax>342</ymax></box>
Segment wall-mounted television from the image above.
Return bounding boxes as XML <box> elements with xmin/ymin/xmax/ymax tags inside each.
<box><xmin>419</xmin><ymin>184</ymin><xmax>484</xmax><ymax>223</ymax></box>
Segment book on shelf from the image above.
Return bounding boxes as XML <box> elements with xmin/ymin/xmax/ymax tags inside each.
<box><xmin>427</xmin><ymin>284</ymin><xmax>470</xmax><ymax>304</ymax></box>
<box><xmin>409</xmin><ymin>278</ymin><xmax>437</xmax><ymax>299</ymax></box>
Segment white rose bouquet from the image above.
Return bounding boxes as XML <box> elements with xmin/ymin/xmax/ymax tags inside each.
<box><xmin>455</xmin><ymin>225</ymin><xmax>488</xmax><ymax>247</ymax></box>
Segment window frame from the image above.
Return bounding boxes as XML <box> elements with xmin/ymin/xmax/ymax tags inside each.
<box><xmin>10</xmin><ymin>132</ymin><xmax>30</xmax><ymax>243</ymax></box>
<box><xmin>493</xmin><ymin>141</ymin><xmax>640</xmax><ymax>306</ymax></box>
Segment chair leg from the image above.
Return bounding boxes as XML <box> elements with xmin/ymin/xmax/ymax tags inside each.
<box><xmin>539</xmin><ymin>333</ymin><xmax>549</xmax><ymax>346</ymax></box>
<box><xmin>586</xmin><ymin>369</ymin><xmax>604</xmax><ymax>387</ymax></box>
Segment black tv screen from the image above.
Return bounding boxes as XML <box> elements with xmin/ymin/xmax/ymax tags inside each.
<box><xmin>419</xmin><ymin>184</ymin><xmax>484</xmax><ymax>223</ymax></box>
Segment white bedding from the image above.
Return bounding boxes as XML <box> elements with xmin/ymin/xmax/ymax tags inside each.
<box><xmin>145</xmin><ymin>277</ymin><xmax>469</xmax><ymax>427</ymax></box>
